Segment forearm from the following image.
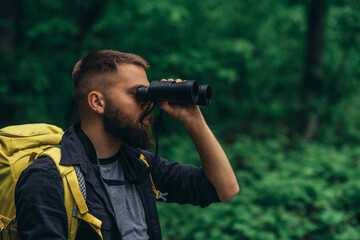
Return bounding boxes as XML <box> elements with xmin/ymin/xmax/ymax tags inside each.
<box><xmin>183</xmin><ymin>113</ymin><xmax>239</xmax><ymax>202</ymax></box>
<box><xmin>158</xmin><ymin>79</ymin><xmax>239</xmax><ymax>201</ymax></box>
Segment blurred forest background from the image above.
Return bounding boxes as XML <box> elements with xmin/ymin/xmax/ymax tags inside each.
<box><xmin>1</xmin><ymin>0</ymin><xmax>360</xmax><ymax>239</ymax></box>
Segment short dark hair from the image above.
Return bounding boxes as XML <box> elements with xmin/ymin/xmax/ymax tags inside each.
<box><xmin>72</xmin><ymin>50</ymin><xmax>149</xmax><ymax>88</ymax></box>
<box><xmin>72</xmin><ymin>50</ymin><xmax>149</xmax><ymax>101</ymax></box>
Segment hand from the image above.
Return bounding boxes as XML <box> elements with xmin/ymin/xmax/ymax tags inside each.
<box><xmin>159</xmin><ymin>80</ymin><xmax>239</xmax><ymax>202</ymax></box>
<box><xmin>158</xmin><ymin>79</ymin><xmax>203</xmax><ymax>125</ymax></box>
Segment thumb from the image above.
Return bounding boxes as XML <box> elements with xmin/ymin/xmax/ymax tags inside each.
<box><xmin>159</xmin><ymin>101</ymin><xmax>169</xmax><ymax>110</ymax></box>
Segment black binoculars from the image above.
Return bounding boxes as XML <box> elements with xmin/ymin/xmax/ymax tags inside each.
<box><xmin>136</xmin><ymin>80</ymin><xmax>212</xmax><ymax>106</ymax></box>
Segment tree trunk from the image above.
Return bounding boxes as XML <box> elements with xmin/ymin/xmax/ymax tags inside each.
<box><xmin>301</xmin><ymin>0</ymin><xmax>328</xmax><ymax>140</ymax></box>
<box><xmin>0</xmin><ymin>0</ymin><xmax>18</xmax><ymax>54</ymax></box>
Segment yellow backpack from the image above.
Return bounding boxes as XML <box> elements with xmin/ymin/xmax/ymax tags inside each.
<box><xmin>0</xmin><ymin>124</ymin><xmax>103</xmax><ymax>240</ymax></box>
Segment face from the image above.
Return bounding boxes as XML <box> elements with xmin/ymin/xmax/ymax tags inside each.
<box><xmin>102</xmin><ymin>64</ymin><xmax>154</xmax><ymax>149</ymax></box>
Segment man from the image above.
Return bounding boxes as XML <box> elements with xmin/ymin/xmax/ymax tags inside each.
<box><xmin>15</xmin><ymin>50</ymin><xmax>239</xmax><ymax>239</ymax></box>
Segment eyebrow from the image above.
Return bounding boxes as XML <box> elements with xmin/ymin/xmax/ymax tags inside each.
<box><xmin>129</xmin><ymin>84</ymin><xmax>145</xmax><ymax>92</ymax></box>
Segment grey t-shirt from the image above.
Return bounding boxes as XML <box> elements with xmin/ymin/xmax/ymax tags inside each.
<box><xmin>98</xmin><ymin>153</ymin><xmax>149</xmax><ymax>240</ymax></box>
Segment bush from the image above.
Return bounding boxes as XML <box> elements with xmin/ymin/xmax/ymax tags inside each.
<box><xmin>157</xmin><ymin>134</ymin><xmax>360</xmax><ymax>240</ymax></box>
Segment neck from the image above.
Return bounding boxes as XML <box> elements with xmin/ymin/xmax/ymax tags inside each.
<box><xmin>81</xmin><ymin>121</ymin><xmax>122</xmax><ymax>159</ymax></box>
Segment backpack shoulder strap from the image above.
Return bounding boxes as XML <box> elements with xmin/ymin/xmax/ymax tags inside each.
<box><xmin>139</xmin><ymin>153</ymin><xmax>160</xmax><ymax>199</ymax></box>
<box><xmin>39</xmin><ymin>148</ymin><xmax>103</xmax><ymax>240</ymax></box>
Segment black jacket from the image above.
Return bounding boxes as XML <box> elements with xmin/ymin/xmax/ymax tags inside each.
<box><xmin>15</xmin><ymin>123</ymin><xmax>220</xmax><ymax>239</ymax></box>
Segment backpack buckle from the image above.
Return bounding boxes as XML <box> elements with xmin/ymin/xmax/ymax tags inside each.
<box><xmin>0</xmin><ymin>227</ymin><xmax>11</xmax><ymax>240</ymax></box>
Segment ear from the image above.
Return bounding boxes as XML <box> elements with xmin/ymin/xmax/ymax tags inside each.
<box><xmin>88</xmin><ymin>91</ymin><xmax>106</xmax><ymax>114</ymax></box>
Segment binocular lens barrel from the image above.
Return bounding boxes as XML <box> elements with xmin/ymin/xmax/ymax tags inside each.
<box><xmin>136</xmin><ymin>80</ymin><xmax>212</xmax><ymax>106</ymax></box>
<box><xmin>197</xmin><ymin>85</ymin><xmax>212</xmax><ymax>106</ymax></box>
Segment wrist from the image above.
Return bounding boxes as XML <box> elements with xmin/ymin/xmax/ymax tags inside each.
<box><xmin>182</xmin><ymin>111</ymin><xmax>206</xmax><ymax>132</ymax></box>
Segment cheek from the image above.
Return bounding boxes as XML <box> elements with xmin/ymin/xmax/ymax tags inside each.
<box><xmin>121</xmin><ymin>103</ymin><xmax>143</xmax><ymax>121</ymax></box>
<box><xmin>109</xmin><ymin>90</ymin><xmax>144</xmax><ymax>114</ymax></box>
<box><xmin>111</xmin><ymin>95</ymin><xmax>140</xmax><ymax>112</ymax></box>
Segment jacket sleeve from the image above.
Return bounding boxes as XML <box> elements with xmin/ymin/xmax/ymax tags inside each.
<box><xmin>15</xmin><ymin>157</ymin><xmax>68</xmax><ymax>240</ymax></box>
<box><xmin>145</xmin><ymin>152</ymin><xmax>220</xmax><ymax>207</ymax></box>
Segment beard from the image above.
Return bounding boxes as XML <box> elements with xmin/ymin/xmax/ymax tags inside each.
<box><xmin>103</xmin><ymin>101</ymin><xmax>154</xmax><ymax>149</ymax></box>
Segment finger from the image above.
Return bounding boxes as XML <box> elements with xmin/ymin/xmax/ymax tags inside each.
<box><xmin>159</xmin><ymin>101</ymin><xmax>169</xmax><ymax>110</ymax></box>
<box><xmin>175</xmin><ymin>79</ymin><xmax>182</xmax><ymax>83</ymax></box>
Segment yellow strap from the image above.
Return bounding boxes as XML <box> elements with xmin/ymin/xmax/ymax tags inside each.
<box><xmin>139</xmin><ymin>154</ymin><xmax>160</xmax><ymax>199</ymax></box>
<box><xmin>0</xmin><ymin>216</ymin><xmax>12</xmax><ymax>227</ymax></box>
<box><xmin>38</xmin><ymin>148</ymin><xmax>73</xmax><ymax>177</ymax></box>
<box><xmin>34</xmin><ymin>147</ymin><xmax>103</xmax><ymax>240</ymax></box>
<box><xmin>65</xmin><ymin>171</ymin><xmax>88</xmax><ymax>215</ymax></box>
<box><xmin>65</xmin><ymin>168</ymin><xmax>103</xmax><ymax>239</ymax></box>
<box><xmin>0</xmin><ymin>216</ymin><xmax>18</xmax><ymax>240</ymax></box>
<box><xmin>0</xmin><ymin>216</ymin><xmax>15</xmax><ymax>230</ymax></box>
<box><xmin>139</xmin><ymin>154</ymin><xmax>149</xmax><ymax>167</ymax></box>
<box><xmin>77</xmin><ymin>212</ymin><xmax>103</xmax><ymax>239</ymax></box>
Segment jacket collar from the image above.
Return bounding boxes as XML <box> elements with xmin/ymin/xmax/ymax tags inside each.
<box><xmin>75</xmin><ymin>123</ymin><xmax>98</xmax><ymax>165</ymax></box>
<box><xmin>59</xmin><ymin>122</ymin><xmax>89</xmax><ymax>174</ymax></box>
<box><xmin>59</xmin><ymin>122</ymin><xmax>159</xmax><ymax>237</ymax></box>
<box><xmin>59</xmin><ymin>122</ymin><xmax>147</xmax><ymax>174</ymax></box>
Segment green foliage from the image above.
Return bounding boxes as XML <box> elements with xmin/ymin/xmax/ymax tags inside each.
<box><xmin>1</xmin><ymin>0</ymin><xmax>360</xmax><ymax>239</ymax></box>
<box><xmin>158</xmin><ymin>134</ymin><xmax>360</xmax><ymax>239</ymax></box>
<box><xmin>1</xmin><ymin>0</ymin><xmax>360</xmax><ymax>140</ymax></box>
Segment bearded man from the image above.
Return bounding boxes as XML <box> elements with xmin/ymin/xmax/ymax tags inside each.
<box><xmin>15</xmin><ymin>50</ymin><xmax>239</xmax><ymax>240</ymax></box>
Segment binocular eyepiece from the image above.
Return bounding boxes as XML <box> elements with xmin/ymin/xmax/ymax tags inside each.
<box><xmin>136</xmin><ymin>80</ymin><xmax>212</xmax><ymax>106</ymax></box>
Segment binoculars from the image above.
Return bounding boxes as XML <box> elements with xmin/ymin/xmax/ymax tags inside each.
<box><xmin>136</xmin><ymin>80</ymin><xmax>212</xmax><ymax>106</ymax></box>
